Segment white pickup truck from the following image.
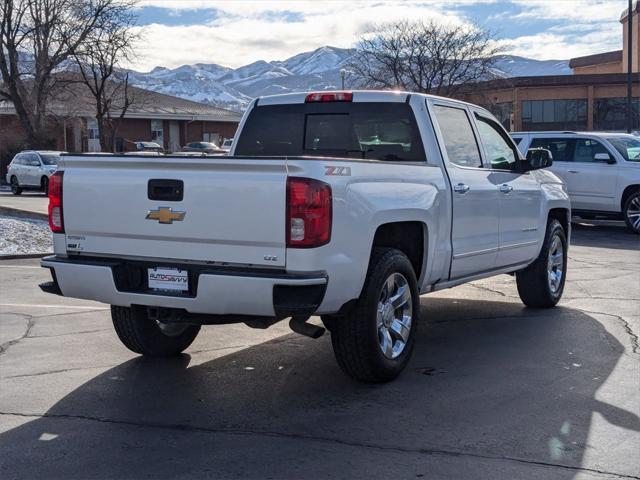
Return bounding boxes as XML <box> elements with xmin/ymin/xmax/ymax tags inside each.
<box><xmin>40</xmin><ymin>91</ymin><xmax>571</xmax><ymax>382</ymax></box>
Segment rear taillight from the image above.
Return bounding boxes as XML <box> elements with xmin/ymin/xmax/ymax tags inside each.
<box><xmin>305</xmin><ymin>92</ymin><xmax>352</xmax><ymax>103</ymax></box>
<box><xmin>286</xmin><ymin>177</ymin><xmax>332</xmax><ymax>248</ymax></box>
<box><xmin>48</xmin><ymin>171</ymin><xmax>64</xmax><ymax>233</ymax></box>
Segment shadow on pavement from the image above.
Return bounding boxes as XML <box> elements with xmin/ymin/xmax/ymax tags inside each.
<box><xmin>1</xmin><ymin>298</ymin><xmax>638</xmax><ymax>479</ymax></box>
<box><xmin>570</xmin><ymin>221</ymin><xmax>639</xmax><ymax>250</ymax></box>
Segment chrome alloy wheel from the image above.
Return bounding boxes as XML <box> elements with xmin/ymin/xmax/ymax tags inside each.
<box><xmin>626</xmin><ymin>196</ymin><xmax>640</xmax><ymax>232</ymax></box>
<box><xmin>547</xmin><ymin>235</ymin><xmax>564</xmax><ymax>294</ymax></box>
<box><xmin>376</xmin><ymin>273</ymin><xmax>412</xmax><ymax>359</ymax></box>
<box><xmin>156</xmin><ymin>321</ymin><xmax>189</xmax><ymax>337</ymax></box>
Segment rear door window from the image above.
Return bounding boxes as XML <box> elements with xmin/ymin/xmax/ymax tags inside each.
<box><xmin>235</xmin><ymin>102</ymin><xmax>425</xmax><ymax>162</ymax></box>
<box><xmin>432</xmin><ymin>105</ymin><xmax>482</xmax><ymax>168</ymax></box>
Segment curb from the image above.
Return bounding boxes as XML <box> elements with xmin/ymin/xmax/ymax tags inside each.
<box><xmin>0</xmin><ymin>252</ymin><xmax>52</xmax><ymax>260</ymax></box>
<box><xmin>0</xmin><ymin>206</ymin><xmax>48</xmax><ymax>221</ymax></box>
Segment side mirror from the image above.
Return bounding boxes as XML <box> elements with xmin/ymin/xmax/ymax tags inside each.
<box><xmin>526</xmin><ymin>148</ymin><xmax>553</xmax><ymax>170</ymax></box>
<box><xmin>594</xmin><ymin>152</ymin><xmax>616</xmax><ymax>164</ymax></box>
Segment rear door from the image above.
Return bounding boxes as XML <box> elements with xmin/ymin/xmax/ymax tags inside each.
<box><xmin>430</xmin><ymin>101</ymin><xmax>500</xmax><ymax>279</ymax></box>
<box><xmin>62</xmin><ymin>156</ymin><xmax>288</xmax><ymax>267</ymax></box>
<box><xmin>473</xmin><ymin>112</ymin><xmax>542</xmax><ymax>267</ymax></box>
<box><xmin>24</xmin><ymin>153</ymin><xmax>41</xmax><ymax>186</ymax></box>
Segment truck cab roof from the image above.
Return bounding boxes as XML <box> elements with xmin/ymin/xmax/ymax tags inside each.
<box><xmin>255</xmin><ymin>90</ymin><xmax>485</xmax><ymax>112</ymax></box>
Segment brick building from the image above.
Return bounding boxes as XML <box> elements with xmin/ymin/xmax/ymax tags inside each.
<box><xmin>457</xmin><ymin>2</ymin><xmax>640</xmax><ymax>132</ymax></box>
<box><xmin>0</xmin><ymin>83</ymin><xmax>241</xmax><ymax>157</ymax></box>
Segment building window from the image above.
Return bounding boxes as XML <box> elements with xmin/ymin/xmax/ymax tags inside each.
<box><xmin>594</xmin><ymin>97</ymin><xmax>640</xmax><ymax>131</ymax></box>
<box><xmin>151</xmin><ymin>120</ymin><xmax>164</xmax><ymax>143</ymax></box>
<box><xmin>87</xmin><ymin>118</ymin><xmax>99</xmax><ymax>140</ymax></box>
<box><xmin>486</xmin><ymin>102</ymin><xmax>513</xmax><ymax>131</ymax></box>
<box><xmin>521</xmin><ymin>99</ymin><xmax>588</xmax><ymax>131</ymax></box>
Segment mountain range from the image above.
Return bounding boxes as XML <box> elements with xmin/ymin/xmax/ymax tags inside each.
<box><xmin>127</xmin><ymin>46</ymin><xmax>572</xmax><ymax>112</ymax></box>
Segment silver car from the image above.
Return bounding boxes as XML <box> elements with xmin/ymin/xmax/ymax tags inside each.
<box><xmin>5</xmin><ymin>150</ymin><xmax>64</xmax><ymax>195</ymax></box>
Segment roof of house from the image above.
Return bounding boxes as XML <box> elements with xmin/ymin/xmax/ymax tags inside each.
<box><xmin>0</xmin><ymin>79</ymin><xmax>242</xmax><ymax>122</ymax></box>
<box><xmin>569</xmin><ymin>50</ymin><xmax>623</xmax><ymax>69</ymax></box>
<box><xmin>121</xmin><ymin>86</ymin><xmax>242</xmax><ymax>121</ymax></box>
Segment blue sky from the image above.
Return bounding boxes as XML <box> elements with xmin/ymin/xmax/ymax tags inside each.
<box><xmin>129</xmin><ymin>1</ymin><xmax>623</xmax><ymax>72</ymax></box>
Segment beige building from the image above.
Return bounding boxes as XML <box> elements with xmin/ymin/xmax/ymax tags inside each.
<box><xmin>458</xmin><ymin>2</ymin><xmax>639</xmax><ymax>132</ymax></box>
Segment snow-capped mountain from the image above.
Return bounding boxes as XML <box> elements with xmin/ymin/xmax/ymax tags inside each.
<box><xmin>127</xmin><ymin>46</ymin><xmax>571</xmax><ymax>112</ymax></box>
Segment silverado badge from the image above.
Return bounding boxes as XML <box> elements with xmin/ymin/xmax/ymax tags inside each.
<box><xmin>146</xmin><ymin>207</ymin><xmax>186</xmax><ymax>224</ymax></box>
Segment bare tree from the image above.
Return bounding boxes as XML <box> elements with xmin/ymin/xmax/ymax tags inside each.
<box><xmin>72</xmin><ymin>0</ymin><xmax>139</xmax><ymax>152</ymax></box>
<box><xmin>0</xmin><ymin>0</ymin><xmax>122</xmax><ymax>148</ymax></box>
<box><xmin>349</xmin><ymin>20</ymin><xmax>503</xmax><ymax>96</ymax></box>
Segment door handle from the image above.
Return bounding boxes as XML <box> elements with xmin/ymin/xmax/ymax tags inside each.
<box><xmin>499</xmin><ymin>184</ymin><xmax>513</xmax><ymax>194</ymax></box>
<box><xmin>453</xmin><ymin>183</ymin><xmax>470</xmax><ymax>194</ymax></box>
<box><xmin>567</xmin><ymin>170</ymin><xmax>579</xmax><ymax>173</ymax></box>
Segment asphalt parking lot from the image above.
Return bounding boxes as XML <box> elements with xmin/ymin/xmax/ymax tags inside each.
<box><xmin>0</xmin><ymin>223</ymin><xmax>638</xmax><ymax>479</ymax></box>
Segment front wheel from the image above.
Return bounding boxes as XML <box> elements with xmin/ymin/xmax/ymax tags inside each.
<box><xmin>41</xmin><ymin>176</ymin><xmax>49</xmax><ymax>195</ymax></box>
<box><xmin>516</xmin><ymin>219</ymin><xmax>567</xmax><ymax>308</ymax></box>
<box><xmin>10</xmin><ymin>176</ymin><xmax>22</xmax><ymax>195</ymax></box>
<box><xmin>330</xmin><ymin>248</ymin><xmax>419</xmax><ymax>382</ymax></box>
<box><xmin>623</xmin><ymin>191</ymin><xmax>640</xmax><ymax>234</ymax></box>
<box><xmin>111</xmin><ymin>306</ymin><xmax>200</xmax><ymax>357</ymax></box>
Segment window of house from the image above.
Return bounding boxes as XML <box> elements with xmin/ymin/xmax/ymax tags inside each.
<box><xmin>474</xmin><ymin>115</ymin><xmax>518</xmax><ymax>170</ymax></box>
<box><xmin>87</xmin><ymin>118</ymin><xmax>99</xmax><ymax>140</ymax></box>
<box><xmin>486</xmin><ymin>102</ymin><xmax>513</xmax><ymax>131</ymax></box>
<box><xmin>521</xmin><ymin>99</ymin><xmax>588</xmax><ymax>131</ymax></box>
<box><xmin>151</xmin><ymin>120</ymin><xmax>164</xmax><ymax>143</ymax></box>
<box><xmin>594</xmin><ymin>97</ymin><xmax>640</xmax><ymax>130</ymax></box>
<box><xmin>432</xmin><ymin>105</ymin><xmax>482</xmax><ymax>168</ymax></box>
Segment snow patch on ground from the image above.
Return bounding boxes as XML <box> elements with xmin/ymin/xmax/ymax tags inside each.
<box><xmin>0</xmin><ymin>215</ymin><xmax>53</xmax><ymax>255</ymax></box>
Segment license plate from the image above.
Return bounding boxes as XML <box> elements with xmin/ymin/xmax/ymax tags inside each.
<box><xmin>148</xmin><ymin>267</ymin><xmax>189</xmax><ymax>292</ymax></box>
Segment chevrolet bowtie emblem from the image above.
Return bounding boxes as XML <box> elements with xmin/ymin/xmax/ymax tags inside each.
<box><xmin>146</xmin><ymin>207</ymin><xmax>186</xmax><ymax>224</ymax></box>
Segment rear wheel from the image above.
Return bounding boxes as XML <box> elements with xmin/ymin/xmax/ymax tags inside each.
<box><xmin>111</xmin><ymin>305</ymin><xmax>200</xmax><ymax>357</ymax></box>
<box><xmin>41</xmin><ymin>176</ymin><xmax>49</xmax><ymax>195</ymax></box>
<box><xmin>10</xmin><ymin>176</ymin><xmax>22</xmax><ymax>195</ymax></box>
<box><xmin>623</xmin><ymin>191</ymin><xmax>640</xmax><ymax>234</ymax></box>
<box><xmin>330</xmin><ymin>248</ymin><xmax>419</xmax><ymax>382</ymax></box>
<box><xmin>516</xmin><ymin>219</ymin><xmax>567</xmax><ymax>308</ymax></box>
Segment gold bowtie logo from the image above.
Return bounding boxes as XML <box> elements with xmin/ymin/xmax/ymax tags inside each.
<box><xmin>146</xmin><ymin>207</ymin><xmax>186</xmax><ymax>224</ymax></box>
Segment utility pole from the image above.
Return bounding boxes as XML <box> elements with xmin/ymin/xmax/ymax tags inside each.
<box><xmin>627</xmin><ymin>0</ymin><xmax>634</xmax><ymax>133</ymax></box>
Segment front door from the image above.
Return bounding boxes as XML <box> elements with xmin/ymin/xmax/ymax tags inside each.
<box><xmin>473</xmin><ymin>113</ymin><xmax>542</xmax><ymax>267</ymax></box>
<box><xmin>430</xmin><ymin>102</ymin><xmax>500</xmax><ymax>279</ymax></box>
<box><xmin>169</xmin><ymin>121</ymin><xmax>181</xmax><ymax>153</ymax></box>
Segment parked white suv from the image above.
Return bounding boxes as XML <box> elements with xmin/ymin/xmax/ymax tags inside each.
<box><xmin>6</xmin><ymin>150</ymin><xmax>64</xmax><ymax>195</ymax></box>
<box><xmin>512</xmin><ymin>132</ymin><xmax>640</xmax><ymax>233</ymax></box>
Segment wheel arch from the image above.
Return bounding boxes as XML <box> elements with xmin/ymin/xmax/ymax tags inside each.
<box><xmin>548</xmin><ymin>207</ymin><xmax>570</xmax><ymax>236</ymax></box>
<box><xmin>370</xmin><ymin>221</ymin><xmax>428</xmax><ymax>284</ymax></box>
<box><xmin>621</xmin><ymin>185</ymin><xmax>640</xmax><ymax>212</ymax></box>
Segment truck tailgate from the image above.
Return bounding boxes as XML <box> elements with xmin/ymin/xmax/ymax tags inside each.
<box><xmin>61</xmin><ymin>156</ymin><xmax>287</xmax><ymax>267</ymax></box>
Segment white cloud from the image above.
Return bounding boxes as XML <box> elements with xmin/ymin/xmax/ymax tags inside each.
<box><xmin>128</xmin><ymin>1</ymin><xmax>468</xmax><ymax>71</ymax></box>
<box><xmin>126</xmin><ymin>0</ymin><xmax>628</xmax><ymax>71</ymax></box>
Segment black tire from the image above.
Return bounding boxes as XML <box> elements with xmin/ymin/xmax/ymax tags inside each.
<box><xmin>330</xmin><ymin>248</ymin><xmax>420</xmax><ymax>382</ymax></box>
<box><xmin>10</xmin><ymin>176</ymin><xmax>22</xmax><ymax>195</ymax></box>
<box><xmin>111</xmin><ymin>305</ymin><xmax>200</xmax><ymax>357</ymax></box>
<box><xmin>516</xmin><ymin>219</ymin><xmax>567</xmax><ymax>308</ymax></box>
<box><xmin>41</xmin><ymin>176</ymin><xmax>49</xmax><ymax>195</ymax></box>
<box><xmin>623</xmin><ymin>190</ymin><xmax>640</xmax><ymax>234</ymax></box>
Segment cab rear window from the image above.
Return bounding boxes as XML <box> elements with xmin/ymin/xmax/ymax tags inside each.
<box><xmin>235</xmin><ymin>102</ymin><xmax>426</xmax><ymax>162</ymax></box>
